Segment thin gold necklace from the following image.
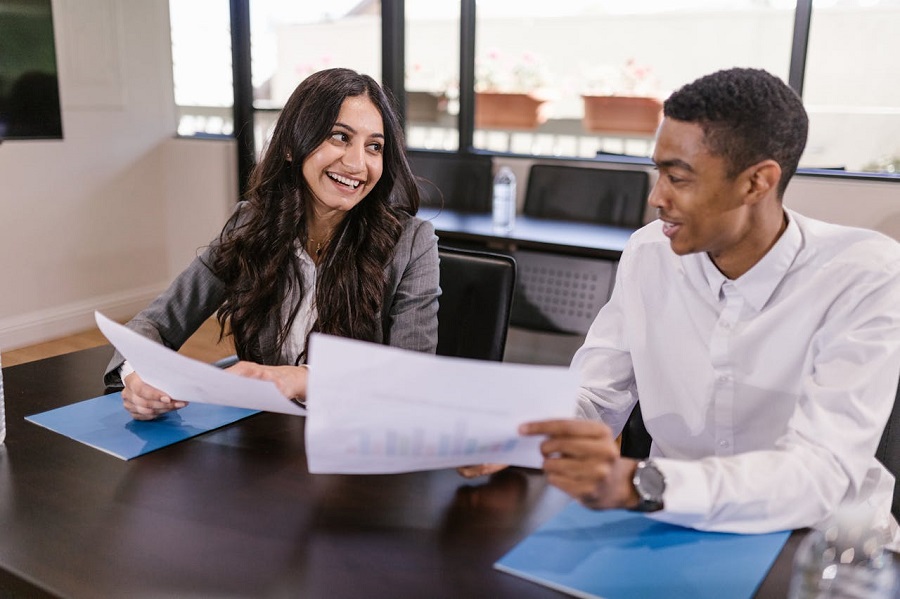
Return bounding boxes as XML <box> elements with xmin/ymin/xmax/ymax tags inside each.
<box><xmin>308</xmin><ymin>235</ymin><xmax>330</xmax><ymax>256</ymax></box>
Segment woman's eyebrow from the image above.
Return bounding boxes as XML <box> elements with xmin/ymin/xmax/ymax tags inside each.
<box><xmin>333</xmin><ymin>121</ymin><xmax>384</xmax><ymax>140</ymax></box>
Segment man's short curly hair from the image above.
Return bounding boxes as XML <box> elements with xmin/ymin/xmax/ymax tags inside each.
<box><xmin>663</xmin><ymin>68</ymin><xmax>808</xmax><ymax>198</ymax></box>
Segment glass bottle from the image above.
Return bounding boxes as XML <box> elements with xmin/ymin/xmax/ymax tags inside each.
<box><xmin>492</xmin><ymin>165</ymin><xmax>516</xmax><ymax>234</ymax></box>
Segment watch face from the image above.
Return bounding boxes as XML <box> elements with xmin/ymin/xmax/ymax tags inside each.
<box><xmin>637</xmin><ymin>462</ymin><xmax>665</xmax><ymax>499</ymax></box>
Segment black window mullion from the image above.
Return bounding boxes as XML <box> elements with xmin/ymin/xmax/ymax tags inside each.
<box><xmin>382</xmin><ymin>0</ymin><xmax>406</xmax><ymax>123</ymax></box>
<box><xmin>458</xmin><ymin>0</ymin><xmax>476</xmax><ymax>154</ymax></box>
<box><xmin>230</xmin><ymin>0</ymin><xmax>254</xmax><ymax>200</ymax></box>
<box><xmin>788</xmin><ymin>0</ymin><xmax>812</xmax><ymax>96</ymax></box>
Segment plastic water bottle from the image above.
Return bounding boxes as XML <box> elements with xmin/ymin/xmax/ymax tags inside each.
<box><xmin>492</xmin><ymin>166</ymin><xmax>516</xmax><ymax>234</ymax></box>
<box><xmin>788</xmin><ymin>508</ymin><xmax>897</xmax><ymax>598</ymax></box>
<box><xmin>0</xmin><ymin>352</ymin><xmax>5</xmax><ymax>445</ymax></box>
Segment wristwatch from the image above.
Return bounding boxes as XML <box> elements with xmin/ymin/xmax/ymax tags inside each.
<box><xmin>632</xmin><ymin>459</ymin><xmax>666</xmax><ymax>512</ymax></box>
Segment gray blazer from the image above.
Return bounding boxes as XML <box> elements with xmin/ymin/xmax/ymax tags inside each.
<box><xmin>104</xmin><ymin>207</ymin><xmax>440</xmax><ymax>388</ymax></box>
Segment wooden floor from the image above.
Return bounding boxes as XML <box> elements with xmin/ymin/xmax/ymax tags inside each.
<box><xmin>2</xmin><ymin>318</ymin><xmax>236</xmax><ymax>368</ymax></box>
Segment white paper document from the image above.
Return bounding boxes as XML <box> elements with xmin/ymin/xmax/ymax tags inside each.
<box><xmin>305</xmin><ymin>334</ymin><xmax>579</xmax><ymax>474</ymax></box>
<box><xmin>95</xmin><ymin>312</ymin><xmax>305</xmax><ymax>416</ymax></box>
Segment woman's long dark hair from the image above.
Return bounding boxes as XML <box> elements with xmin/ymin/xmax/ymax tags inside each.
<box><xmin>209</xmin><ymin>68</ymin><xmax>421</xmax><ymax>363</ymax></box>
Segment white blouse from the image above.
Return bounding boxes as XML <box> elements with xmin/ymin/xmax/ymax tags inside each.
<box><xmin>279</xmin><ymin>246</ymin><xmax>318</xmax><ymax>365</ymax></box>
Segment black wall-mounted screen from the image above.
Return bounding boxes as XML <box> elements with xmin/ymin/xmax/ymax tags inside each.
<box><xmin>0</xmin><ymin>0</ymin><xmax>63</xmax><ymax>141</ymax></box>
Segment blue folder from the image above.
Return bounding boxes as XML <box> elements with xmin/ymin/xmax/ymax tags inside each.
<box><xmin>495</xmin><ymin>501</ymin><xmax>790</xmax><ymax>599</ymax></box>
<box><xmin>26</xmin><ymin>392</ymin><xmax>259</xmax><ymax>460</ymax></box>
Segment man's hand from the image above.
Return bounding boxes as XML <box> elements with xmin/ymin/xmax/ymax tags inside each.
<box><xmin>520</xmin><ymin>419</ymin><xmax>640</xmax><ymax>510</ymax></box>
<box><xmin>226</xmin><ymin>362</ymin><xmax>309</xmax><ymax>401</ymax></box>
<box><xmin>122</xmin><ymin>372</ymin><xmax>187</xmax><ymax>420</ymax></box>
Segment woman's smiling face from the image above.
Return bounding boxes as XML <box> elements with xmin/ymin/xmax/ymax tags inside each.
<box><xmin>302</xmin><ymin>94</ymin><xmax>385</xmax><ymax>216</ymax></box>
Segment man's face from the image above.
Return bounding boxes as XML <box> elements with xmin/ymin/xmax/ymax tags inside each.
<box><xmin>649</xmin><ymin>118</ymin><xmax>750</xmax><ymax>263</ymax></box>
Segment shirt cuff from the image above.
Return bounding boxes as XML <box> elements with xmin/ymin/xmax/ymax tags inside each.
<box><xmin>650</xmin><ymin>457</ymin><xmax>713</xmax><ymax>523</ymax></box>
<box><xmin>118</xmin><ymin>360</ymin><xmax>135</xmax><ymax>383</ymax></box>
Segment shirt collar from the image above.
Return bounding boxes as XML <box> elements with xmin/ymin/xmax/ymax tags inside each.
<box><xmin>692</xmin><ymin>210</ymin><xmax>802</xmax><ymax>311</ymax></box>
<box><xmin>295</xmin><ymin>242</ymin><xmax>318</xmax><ymax>268</ymax></box>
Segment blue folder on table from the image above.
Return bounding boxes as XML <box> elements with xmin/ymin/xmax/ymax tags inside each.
<box><xmin>26</xmin><ymin>392</ymin><xmax>259</xmax><ymax>460</ymax></box>
<box><xmin>495</xmin><ymin>501</ymin><xmax>790</xmax><ymax>599</ymax></box>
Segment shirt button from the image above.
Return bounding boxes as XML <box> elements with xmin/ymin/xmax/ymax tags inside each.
<box><xmin>718</xmin><ymin>439</ymin><xmax>730</xmax><ymax>448</ymax></box>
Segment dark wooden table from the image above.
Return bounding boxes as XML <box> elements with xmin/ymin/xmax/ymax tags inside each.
<box><xmin>418</xmin><ymin>207</ymin><xmax>635</xmax><ymax>260</ymax></box>
<box><xmin>0</xmin><ymin>346</ymin><xmax>802</xmax><ymax>598</ymax></box>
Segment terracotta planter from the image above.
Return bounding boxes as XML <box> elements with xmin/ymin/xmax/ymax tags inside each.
<box><xmin>582</xmin><ymin>95</ymin><xmax>663</xmax><ymax>134</ymax></box>
<box><xmin>475</xmin><ymin>92</ymin><xmax>548</xmax><ymax>130</ymax></box>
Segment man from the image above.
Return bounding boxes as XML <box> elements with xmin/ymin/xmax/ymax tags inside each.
<box><xmin>467</xmin><ymin>68</ymin><xmax>900</xmax><ymax>542</ymax></box>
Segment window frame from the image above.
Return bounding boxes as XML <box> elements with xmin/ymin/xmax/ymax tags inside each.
<box><xmin>225</xmin><ymin>0</ymin><xmax>899</xmax><ymax>194</ymax></box>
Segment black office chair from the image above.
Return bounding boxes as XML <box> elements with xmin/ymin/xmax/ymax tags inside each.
<box><xmin>619</xmin><ymin>402</ymin><xmax>652</xmax><ymax>460</ymax></box>
<box><xmin>436</xmin><ymin>246</ymin><xmax>516</xmax><ymax>361</ymax></box>
<box><xmin>876</xmin><ymin>378</ymin><xmax>900</xmax><ymax>519</ymax></box>
<box><xmin>407</xmin><ymin>150</ymin><xmax>494</xmax><ymax>213</ymax></box>
<box><xmin>523</xmin><ymin>163</ymin><xmax>649</xmax><ymax>228</ymax></box>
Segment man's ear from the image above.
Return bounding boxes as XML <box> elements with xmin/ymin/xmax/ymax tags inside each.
<box><xmin>741</xmin><ymin>159</ymin><xmax>781</xmax><ymax>205</ymax></box>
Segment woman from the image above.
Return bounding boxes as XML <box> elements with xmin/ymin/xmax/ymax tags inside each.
<box><xmin>105</xmin><ymin>68</ymin><xmax>439</xmax><ymax>420</ymax></box>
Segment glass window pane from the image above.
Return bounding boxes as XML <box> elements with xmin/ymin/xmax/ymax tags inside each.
<box><xmin>803</xmin><ymin>1</ymin><xmax>900</xmax><ymax>173</ymax></box>
<box><xmin>250</xmin><ymin>0</ymin><xmax>382</xmax><ymax>156</ymax></box>
<box><xmin>472</xmin><ymin>0</ymin><xmax>796</xmax><ymax>158</ymax></box>
<box><xmin>405</xmin><ymin>0</ymin><xmax>460</xmax><ymax>151</ymax></box>
<box><xmin>169</xmin><ymin>0</ymin><xmax>233</xmax><ymax>137</ymax></box>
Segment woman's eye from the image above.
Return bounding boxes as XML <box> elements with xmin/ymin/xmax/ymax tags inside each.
<box><xmin>330</xmin><ymin>132</ymin><xmax>349</xmax><ymax>143</ymax></box>
<box><xmin>367</xmin><ymin>142</ymin><xmax>383</xmax><ymax>153</ymax></box>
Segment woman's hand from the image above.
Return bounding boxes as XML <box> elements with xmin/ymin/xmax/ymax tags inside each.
<box><xmin>226</xmin><ymin>361</ymin><xmax>310</xmax><ymax>402</ymax></box>
<box><xmin>122</xmin><ymin>372</ymin><xmax>188</xmax><ymax>420</ymax></box>
<box><xmin>456</xmin><ymin>464</ymin><xmax>509</xmax><ymax>479</ymax></box>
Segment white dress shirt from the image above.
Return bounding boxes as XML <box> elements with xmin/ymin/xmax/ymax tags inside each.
<box><xmin>574</xmin><ymin>209</ymin><xmax>900</xmax><ymax>542</ymax></box>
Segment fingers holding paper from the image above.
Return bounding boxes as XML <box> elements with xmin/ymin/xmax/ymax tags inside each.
<box><xmin>226</xmin><ymin>361</ymin><xmax>309</xmax><ymax>403</ymax></box>
<box><xmin>520</xmin><ymin>419</ymin><xmax>640</xmax><ymax>511</ymax></box>
<box><xmin>122</xmin><ymin>371</ymin><xmax>188</xmax><ymax>420</ymax></box>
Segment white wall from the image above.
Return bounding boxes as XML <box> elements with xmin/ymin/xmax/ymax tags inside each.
<box><xmin>785</xmin><ymin>175</ymin><xmax>900</xmax><ymax>241</ymax></box>
<box><xmin>0</xmin><ymin>1</ymin><xmax>897</xmax><ymax>354</ymax></box>
<box><xmin>0</xmin><ymin>0</ymin><xmax>234</xmax><ymax>351</ymax></box>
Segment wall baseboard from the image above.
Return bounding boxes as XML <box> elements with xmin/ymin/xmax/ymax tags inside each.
<box><xmin>0</xmin><ymin>284</ymin><xmax>165</xmax><ymax>351</ymax></box>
